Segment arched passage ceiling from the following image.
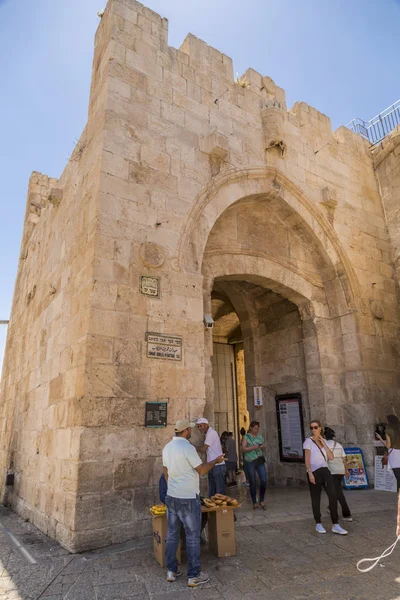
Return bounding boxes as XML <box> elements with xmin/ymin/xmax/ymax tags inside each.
<box><xmin>212</xmin><ymin>280</ymin><xmax>299</xmax><ymax>342</ymax></box>
<box><xmin>205</xmin><ymin>195</ymin><xmax>329</xmax><ymax>284</ymax></box>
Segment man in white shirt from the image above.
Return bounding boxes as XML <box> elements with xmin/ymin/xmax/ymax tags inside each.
<box><xmin>195</xmin><ymin>417</ymin><xmax>226</xmax><ymax>496</ymax></box>
<box><xmin>162</xmin><ymin>419</ymin><xmax>224</xmax><ymax>588</ymax></box>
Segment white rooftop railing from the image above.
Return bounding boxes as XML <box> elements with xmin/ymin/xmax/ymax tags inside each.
<box><xmin>346</xmin><ymin>100</ymin><xmax>400</xmax><ymax>145</ymax></box>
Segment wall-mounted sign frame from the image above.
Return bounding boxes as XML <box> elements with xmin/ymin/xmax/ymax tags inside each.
<box><xmin>145</xmin><ymin>401</ymin><xmax>168</xmax><ymax>428</ymax></box>
<box><xmin>146</xmin><ymin>332</ymin><xmax>182</xmax><ymax>361</ymax></box>
<box><xmin>276</xmin><ymin>393</ymin><xmax>305</xmax><ymax>463</ymax></box>
<box><xmin>140</xmin><ymin>275</ymin><xmax>160</xmax><ymax>299</ymax></box>
<box><xmin>343</xmin><ymin>447</ymin><xmax>369</xmax><ymax>489</ymax></box>
<box><xmin>253</xmin><ymin>386</ymin><xmax>263</xmax><ymax>407</ymax></box>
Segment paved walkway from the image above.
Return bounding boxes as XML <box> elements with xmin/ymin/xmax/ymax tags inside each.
<box><xmin>0</xmin><ymin>487</ymin><xmax>400</xmax><ymax>600</ymax></box>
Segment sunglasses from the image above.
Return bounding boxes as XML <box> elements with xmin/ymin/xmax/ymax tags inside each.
<box><xmin>310</xmin><ymin>425</ymin><xmax>320</xmax><ymax>430</ymax></box>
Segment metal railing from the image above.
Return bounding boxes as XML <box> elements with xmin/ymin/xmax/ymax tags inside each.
<box><xmin>346</xmin><ymin>99</ymin><xmax>400</xmax><ymax>145</ymax></box>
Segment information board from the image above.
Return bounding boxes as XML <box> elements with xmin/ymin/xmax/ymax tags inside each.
<box><xmin>374</xmin><ymin>456</ymin><xmax>397</xmax><ymax>492</ymax></box>
<box><xmin>276</xmin><ymin>393</ymin><xmax>305</xmax><ymax>463</ymax></box>
<box><xmin>145</xmin><ymin>401</ymin><xmax>167</xmax><ymax>428</ymax></box>
<box><xmin>343</xmin><ymin>447</ymin><xmax>369</xmax><ymax>490</ymax></box>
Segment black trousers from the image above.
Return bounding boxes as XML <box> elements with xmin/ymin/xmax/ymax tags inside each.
<box><xmin>308</xmin><ymin>467</ymin><xmax>338</xmax><ymax>524</ymax></box>
<box><xmin>392</xmin><ymin>468</ymin><xmax>400</xmax><ymax>492</ymax></box>
<box><xmin>323</xmin><ymin>474</ymin><xmax>351</xmax><ymax>518</ymax></box>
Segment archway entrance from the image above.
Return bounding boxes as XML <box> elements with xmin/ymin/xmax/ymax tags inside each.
<box><xmin>210</xmin><ymin>278</ymin><xmax>311</xmax><ymax>483</ymax></box>
<box><xmin>192</xmin><ymin>175</ymin><xmax>362</xmax><ymax>483</ymax></box>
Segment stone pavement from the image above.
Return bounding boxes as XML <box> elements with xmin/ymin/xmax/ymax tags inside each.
<box><xmin>1</xmin><ymin>487</ymin><xmax>400</xmax><ymax>600</ymax></box>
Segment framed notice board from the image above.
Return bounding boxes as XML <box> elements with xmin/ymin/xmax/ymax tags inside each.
<box><xmin>145</xmin><ymin>401</ymin><xmax>167</xmax><ymax>428</ymax></box>
<box><xmin>276</xmin><ymin>393</ymin><xmax>305</xmax><ymax>463</ymax></box>
<box><xmin>374</xmin><ymin>455</ymin><xmax>396</xmax><ymax>492</ymax></box>
<box><xmin>343</xmin><ymin>447</ymin><xmax>369</xmax><ymax>490</ymax></box>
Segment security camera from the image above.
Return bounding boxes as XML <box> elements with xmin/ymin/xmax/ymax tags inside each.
<box><xmin>203</xmin><ymin>314</ymin><xmax>214</xmax><ymax>328</ymax></box>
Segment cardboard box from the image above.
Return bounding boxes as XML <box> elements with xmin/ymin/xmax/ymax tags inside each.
<box><xmin>151</xmin><ymin>512</ymin><xmax>181</xmax><ymax>568</ymax></box>
<box><xmin>207</xmin><ymin>507</ymin><xmax>236</xmax><ymax>558</ymax></box>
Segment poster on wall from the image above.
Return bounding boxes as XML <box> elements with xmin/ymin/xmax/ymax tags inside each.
<box><xmin>343</xmin><ymin>447</ymin><xmax>369</xmax><ymax>490</ymax></box>
<box><xmin>276</xmin><ymin>393</ymin><xmax>305</xmax><ymax>463</ymax></box>
<box><xmin>374</xmin><ymin>456</ymin><xmax>397</xmax><ymax>492</ymax></box>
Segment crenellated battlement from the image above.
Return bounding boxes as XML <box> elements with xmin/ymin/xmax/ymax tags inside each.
<box><xmin>90</xmin><ymin>0</ymin><xmax>345</xmax><ymax>166</ymax></box>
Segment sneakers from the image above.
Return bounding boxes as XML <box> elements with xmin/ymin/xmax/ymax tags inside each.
<box><xmin>169</xmin><ymin>569</ymin><xmax>210</xmax><ymax>586</ymax></box>
<box><xmin>343</xmin><ymin>516</ymin><xmax>353</xmax><ymax>522</ymax></box>
<box><xmin>188</xmin><ymin>572</ymin><xmax>210</xmax><ymax>587</ymax></box>
<box><xmin>332</xmin><ymin>524</ymin><xmax>348</xmax><ymax>535</ymax></box>
<box><xmin>167</xmin><ymin>569</ymin><xmax>182</xmax><ymax>582</ymax></box>
<box><xmin>315</xmin><ymin>523</ymin><xmax>326</xmax><ymax>534</ymax></box>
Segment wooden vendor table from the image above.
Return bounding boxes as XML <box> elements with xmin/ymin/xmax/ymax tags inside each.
<box><xmin>148</xmin><ymin>503</ymin><xmax>239</xmax><ymax>565</ymax></box>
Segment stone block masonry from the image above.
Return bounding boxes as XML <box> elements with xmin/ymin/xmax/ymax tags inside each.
<box><xmin>1</xmin><ymin>0</ymin><xmax>400</xmax><ymax>551</ymax></box>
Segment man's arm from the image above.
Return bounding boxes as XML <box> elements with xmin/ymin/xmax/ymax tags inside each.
<box><xmin>195</xmin><ymin>455</ymin><xmax>224</xmax><ymax>477</ymax></box>
<box><xmin>196</xmin><ymin>443</ymin><xmax>209</xmax><ymax>453</ymax></box>
<box><xmin>163</xmin><ymin>466</ymin><xmax>169</xmax><ymax>483</ymax></box>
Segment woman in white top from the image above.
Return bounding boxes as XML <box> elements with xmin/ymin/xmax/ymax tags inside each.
<box><xmin>323</xmin><ymin>427</ymin><xmax>352</xmax><ymax>521</ymax></box>
<box><xmin>303</xmin><ymin>420</ymin><xmax>348</xmax><ymax>535</ymax></box>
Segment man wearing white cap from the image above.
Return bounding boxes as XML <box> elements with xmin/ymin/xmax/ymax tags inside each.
<box><xmin>196</xmin><ymin>418</ymin><xmax>226</xmax><ymax>497</ymax></box>
<box><xmin>162</xmin><ymin>419</ymin><xmax>224</xmax><ymax>587</ymax></box>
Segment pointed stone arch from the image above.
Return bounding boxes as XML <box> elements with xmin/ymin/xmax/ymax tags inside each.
<box><xmin>176</xmin><ymin>166</ymin><xmax>361</xmax><ymax>312</ymax></box>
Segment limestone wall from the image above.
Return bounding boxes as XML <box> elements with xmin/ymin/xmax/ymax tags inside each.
<box><xmin>0</xmin><ymin>84</ymin><xmax>104</xmax><ymax>547</ymax></box>
<box><xmin>255</xmin><ymin>294</ymin><xmax>309</xmax><ymax>485</ymax></box>
<box><xmin>374</xmin><ymin>127</ymin><xmax>400</xmax><ymax>284</ymax></box>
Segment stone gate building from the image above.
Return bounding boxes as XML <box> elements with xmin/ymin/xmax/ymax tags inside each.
<box><xmin>1</xmin><ymin>0</ymin><xmax>400</xmax><ymax>552</ymax></box>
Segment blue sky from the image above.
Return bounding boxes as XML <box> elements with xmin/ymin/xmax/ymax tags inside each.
<box><xmin>0</xmin><ymin>0</ymin><xmax>399</xmax><ymax>371</ymax></box>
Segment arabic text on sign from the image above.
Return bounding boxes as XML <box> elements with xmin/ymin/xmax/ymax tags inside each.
<box><xmin>147</xmin><ymin>343</ymin><xmax>182</xmax><ymax>361</ymax></box>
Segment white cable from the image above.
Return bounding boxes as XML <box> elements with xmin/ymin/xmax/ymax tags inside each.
<box><xmin>357</xmin><ymin>535</ymin><xmax>400</xmax><ymax>573</ymax></box>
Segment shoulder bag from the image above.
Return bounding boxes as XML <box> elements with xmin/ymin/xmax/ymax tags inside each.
<box><xmin>246</xmin><ymin>434</ymin><xmax>266</xmax><ymax>464</ymax></box>
<box><xmin>382</xmin><ymin>448</ymin><xmax>392</xmax><ymax>467</ymax></box>
<box><xmin>311</xmin><ymin>439</ymin><xmax>327</xmax><ymax>463</ymax></box>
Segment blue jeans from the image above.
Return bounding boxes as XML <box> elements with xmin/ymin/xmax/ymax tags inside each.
<box><xmin>246</xmin><ymin>459</ymin><xmax>267</xmax><ymax>504</ymax></box>
<box><xmin>165</xmin><ymin>495</ymin><xmax>201</xmax><ymax>578</ymax></box>
<box><xmin>208</xmin><ymin>464</ymin><xmax>226</xmax><ymax>497</ymax></box>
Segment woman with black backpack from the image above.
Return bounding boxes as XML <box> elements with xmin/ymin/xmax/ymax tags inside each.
<box><xmin>241</xmin><ymin>420</ymin><xmax>267</xmax><ymax>510</ymax></box>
